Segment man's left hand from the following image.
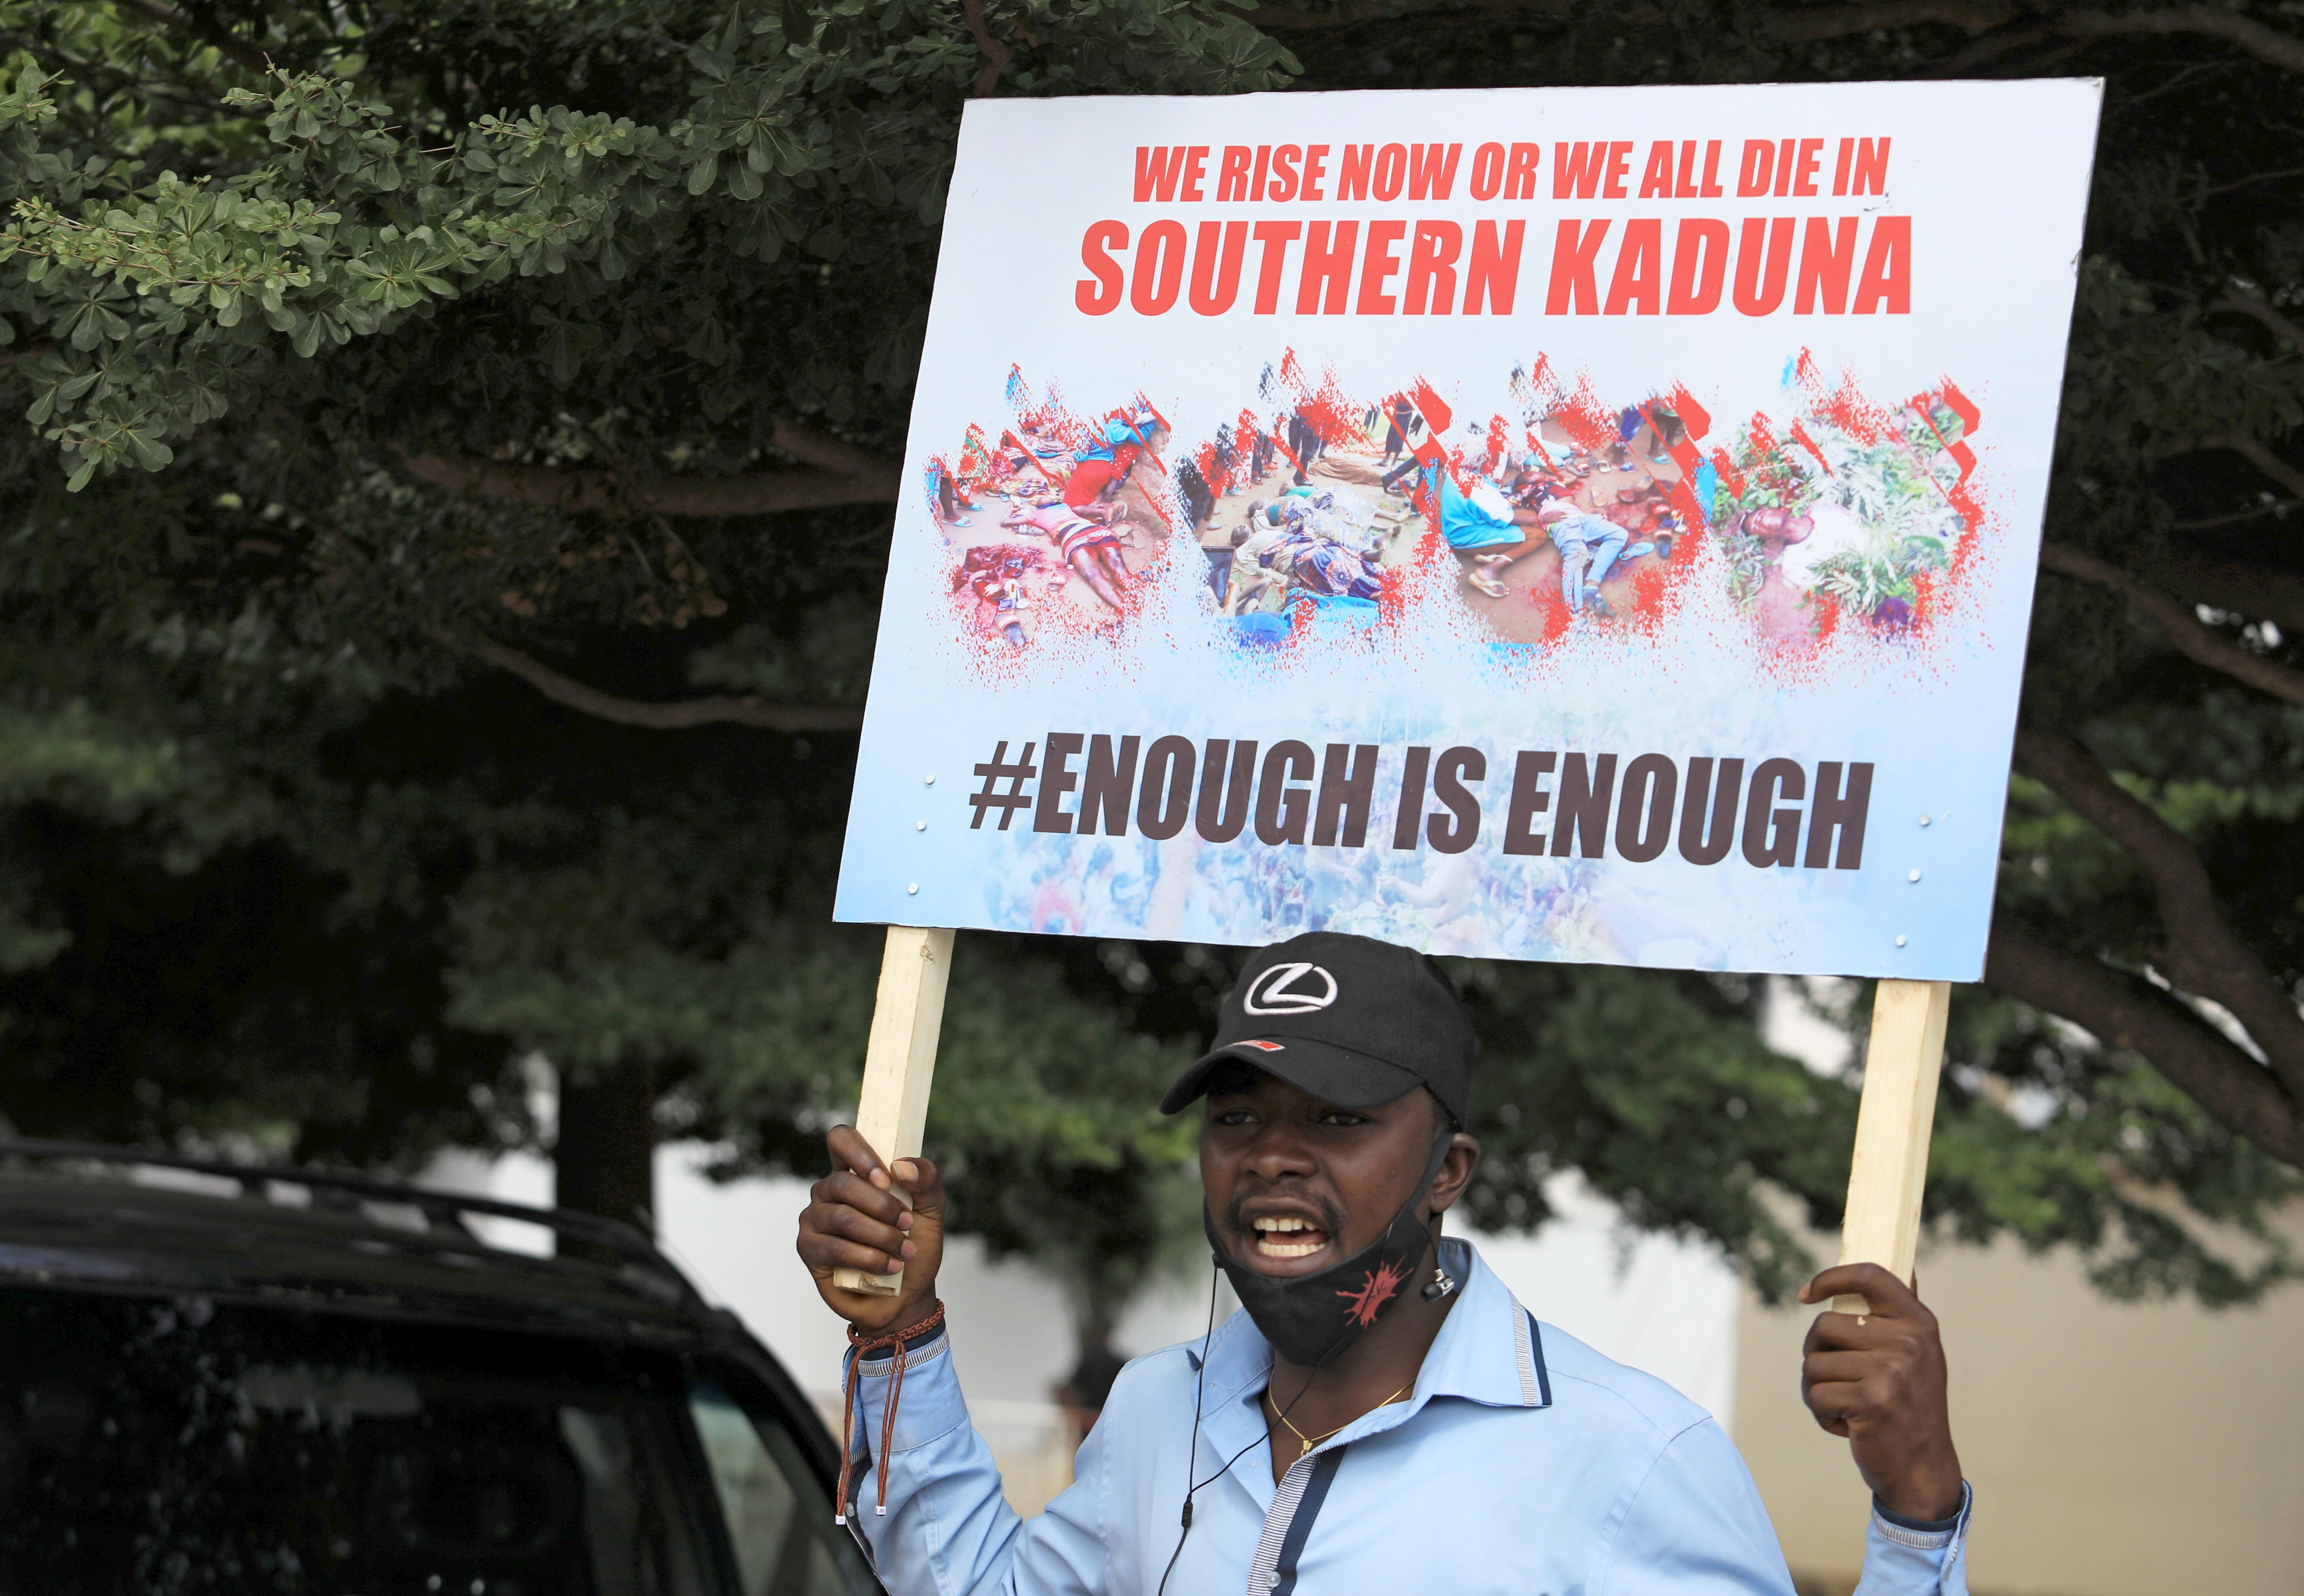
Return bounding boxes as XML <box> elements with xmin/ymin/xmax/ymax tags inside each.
<box><xmin>1796</xmin><ymin>1262</ymin><xmax>1964</xmax><ymax>1523</ymax></box>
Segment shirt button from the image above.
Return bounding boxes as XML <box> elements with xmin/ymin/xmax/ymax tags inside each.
<box><xmin>1266</xmin><ymin>1574</ymin><xmax>1281</xmax><ymax>1588</ymax></box>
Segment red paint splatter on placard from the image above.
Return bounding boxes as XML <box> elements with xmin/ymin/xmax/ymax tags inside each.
<box><xmin>1819</xmin><ymin>388</ymin><xmax>1884</xmax><ymax>448</ymax></box>
<box><xmin>1525</xmin><ymin>428</ymin><xmax>1564</xmax><ymax>479</ymax></box>
<box><xmin>1653</xmin><ymin>385</ymin><xmax>1717</xmax><ymax>568</ymax></box>
<box><xmin>1530</xmin><ymin>580</ymin><xmax>1575</xmax><ymax>644</ymax></box>
<box><xmin>1483</xmin><ymin>413</ymin><xmax>1512</xmax><ymax>471</ymax></box>
<box><xmin>1745</xmin><ymin>413</ymin><xmax>1780</xmax><ymax>462</ymax></box>
<box><xmin>1626</xmin><ymin>561</ymin><xmax>1672</xmax><ymax>627</ymax></box>
<box><xmin>1668</xmin><ymin>384</ymin><xmax>1711</xmax><ymax>443</ymax></box>
<box><xmin>1810</xmin><ymin>592</ymin><xmax>1843</xmax><ymax>647</ymax></box>
<box><xmin>1409</xmin><ymin>377</ymin><xmax>1453</xmax><ymax>437</ymax></box>
<box><xmin>1789</xmin><ymin>419</ymin><xmax>1834</xmax><ymax>476</ymax></box>
<box><xmin>1938</xmin><ymin>380</ymin><xmax>1981</xmax><ymax>435</ymax></box>
<box><xmin>1917</xmin><ymin>379</ymin><xmax>1985</xmax><ymax>534</ymax></box>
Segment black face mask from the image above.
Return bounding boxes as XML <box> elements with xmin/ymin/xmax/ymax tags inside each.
<box><xmin>1205</xmin><ymin>1131</ymin><xmax>1452</xmax><ymax>1368</ymax></box>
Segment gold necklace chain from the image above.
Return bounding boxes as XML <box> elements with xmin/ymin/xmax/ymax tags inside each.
<box><xmin>1271</xmin><ymin>1384</ymin><xmax>1410</xmax><ymax>1458</ymax></box>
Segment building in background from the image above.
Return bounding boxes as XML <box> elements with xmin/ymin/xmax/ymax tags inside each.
<box><xmin>1734</xmin><ymin>1220</ymin><xmax>2304</xmax><ymax>1596</ymax></box>
<box><xmin>1735</xmin><ymin>983</ymin><xmax>2304</xmax><ymax>1596</ymax></box>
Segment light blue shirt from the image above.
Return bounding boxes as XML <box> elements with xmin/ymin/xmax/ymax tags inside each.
<box><xmin>843</xmin><ymin>1238</ymin><xmax>1971</xmax><ymax>1596</ymax></box>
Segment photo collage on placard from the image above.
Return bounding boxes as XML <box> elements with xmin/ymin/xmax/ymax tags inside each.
<box><xmin>925</xmin><ymin>353</ymin><xmax>1983</xmax><ymax>662</ymax></box>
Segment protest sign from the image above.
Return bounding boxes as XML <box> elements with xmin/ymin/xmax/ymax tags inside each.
<box><xmin>835</xmin><ymin>78</ymin><xmax>2100</xmax><ymax>985</ymax></box>
<box><xmin>826</xmin><ymin>79</ymin><xmax>2102</xmax><ymax>1294</ymax></box>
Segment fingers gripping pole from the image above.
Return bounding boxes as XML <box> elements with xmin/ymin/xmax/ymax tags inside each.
<box><xmin>1834</xmin><ymin>979</ymin><xmax>1952</xmax><ymax>1315</ymax></box>
<box><xmin>833</xmin><ymin>926</ymin><xmax>957</xmax><ymax>1296</ymax></box>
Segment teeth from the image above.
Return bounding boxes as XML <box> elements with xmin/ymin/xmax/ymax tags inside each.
<box><xmin>1251</xmin><ymin>1216</ymin><xmax>1327</xmax><ymax>1258</ymax></box>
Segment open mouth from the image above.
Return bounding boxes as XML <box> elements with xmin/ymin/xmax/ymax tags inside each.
<box><xmin>1250</xmin><ymin>1215</ymin><xmax>1333</xmax><ymax>1259</ymax></box>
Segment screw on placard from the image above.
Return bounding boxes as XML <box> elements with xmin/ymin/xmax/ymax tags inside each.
<box><xmin>1919</xmin><ymin>814</ymin><xmax>1931</xmax><ymax>827</ymax></box>
<box><xmin>916</xmin><ymin>820</ymin><xmax>927</xmax><ymax>831</ymax></box>
<box><xmin>1908</xmin><ymin>869</ymin><xmax>1923</xmax><ymax>882</ymax></box>
<box><xmin>1895</xmin><ymin>935</ymin><xmax>1908</xmax><ymax>947</ymax></box>
<box><xmin>907</xmin><ymin>882</ymin><xmax>919</xmax><ymax>895</ymax></box>
<box><xmin>925</xmin><ymin>774</ymin><xmax>936</xmax><ymax>785</ymax></box>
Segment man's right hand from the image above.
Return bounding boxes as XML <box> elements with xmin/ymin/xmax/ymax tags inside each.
<box><xmin>796</xmin><ymin>1125</ymin><xmax>946</xmax><ymax>1335</ymax></box>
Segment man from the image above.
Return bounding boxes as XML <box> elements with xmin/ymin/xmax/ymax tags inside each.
<box><xmin>798</xmin><ymin>931</ymin><xmax>1972</xmax><ymax>1595</ymax></box>
<box><xmin>1287</xmin><ymin>403</ymin><xmax>1325</xmax><ymax>485</ymax></box>
<box><xmin>1249</xmin><ymin>418</ymin><xmax>1277</xmax><ymax>486</ymax></box>
<box><xmin>1540</xmin><ymin>496</ymin><xmax>1632</xmax><ymax>615</ymax></box>
<box><xmin>1382</xmin><ymin>393</ymin><xmax>1414</xmax><ymax>464</ymax></box>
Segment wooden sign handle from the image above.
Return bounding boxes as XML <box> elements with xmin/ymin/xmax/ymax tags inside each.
<box><xmin>832</xmin><ymin>925</ymin><xmax>957</xmax><ymax>1297</ymax></box>
<box><xmin>1832</xmin><ymin>978</ymin><xmax>1951</xmax><ymax>1314</ymax></box>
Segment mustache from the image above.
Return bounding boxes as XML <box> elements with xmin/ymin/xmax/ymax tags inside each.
<box><xmin>1220</xmin><ymin>1188</ymin><xmax>1346</xmax><ymax>1244</ymax></box>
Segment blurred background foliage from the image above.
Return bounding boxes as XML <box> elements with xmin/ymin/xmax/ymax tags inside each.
<box><xmin>0</xmin><ymin>0</ymin><xmax>2300</xmax><ymax>1336</ymax></box>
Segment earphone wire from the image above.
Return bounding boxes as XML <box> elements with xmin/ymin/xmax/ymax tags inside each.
<box><xmin>1154</xmin><ymin>1265</ymin><xmax>1357</xmax><ymax>1596</ymax></box>
<box><xmin>1153</xmin><ymin>1262</ymin><xmax>1221</xmax><ymax>1596</ymax></box>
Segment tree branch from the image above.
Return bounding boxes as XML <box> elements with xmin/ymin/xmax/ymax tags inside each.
<box><xmin>2209</xmin><ymin>292</ymin><xmax>2304</xmax><ymax>350</ymax></box>
<box><xmin>119</xmin><ymin>0</ymin><xmax>273</xmax><ymax>72</ymax></box>
<box><xmin>762</xmin><ymin>418</ymin><xmax>896</xmax><ymax>481</ymax></box>
<box><xmin>2183</xmin><ymin>432</ymin><xmax>2304</xmax><ymax>500</ymax></box>
<box><xmin>2170</xmin><ymin>502</ymin><xmax>2298</xmax><ymax>533</ymax></box>
<box><xmin>960</xmin><ymin>0</ymin><xmax>1013</xmax><ymax>94</ymax></box>
<box><xmin>2012</xmin><ymin>728</ymin><xmax>2304</xmax><ymax>1101</ymax></box>
<box><xmin>1245</xmin><ymin>0</ymin><xmax>2304</xmax><ymax>68</ymax></box>
<box><xmin>2040</xmin><ymin>541</ymin><xmax>2304</xmax><ymax>707</ymax></box>
<box><xmin>1248</xmin><ymin>0</ymin><xmax>1519</xmax><ymax>24</ymax></box>
<box><xmin>400</xmin><ymin>421</ymin><xmax>900</xmax><ymax>517</ymax></box>
<box><xmin>1906</xmin><ymin>16</ymin><xmax>2055</xmax><ymax>72</ymax></box>
<box><xmin>2162</xmin><ymin>549</ymin><xmax>2304</xmax><ymax>633</ymax></box>
<box><xmin>2201</xmin><ymin>164</ymin><xmax>2304</xmax><ymax>198</ymax></box>
<box><xmin>449</xmin><ymin>632</ymin><xmax>864</xmax><ymax>732</ymax></box>
<box><xmin>2059</xmin><ymin>6</ymin><xmax>2304</xmax><ymax>76</ymax></box>
<box><xmin>1985</xmin><ymin>914</ymin><xmax>2304</xmax><ymax>1167</ymax></box>
<box><xmin>1765</xmin><ymin>0</ymin><xmax>2012</xmax><ymax>42</ymax></box>
<box><xmin>1761</xmin><ymin>3</ymin><xmax>2304</xmax><ymax>76</ymax></box>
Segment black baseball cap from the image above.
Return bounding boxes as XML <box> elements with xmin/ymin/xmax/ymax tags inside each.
<box><xmin>1160</xmin><ymin>931</ymin><xmax>1478</xmax><ymax>1127</ymax></box>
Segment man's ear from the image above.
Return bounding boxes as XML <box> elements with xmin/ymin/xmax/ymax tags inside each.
<box><xmin>1427</xmin><ymin>1132</ymin><xmax>1481</xmax><ymax>1216</ymax></box>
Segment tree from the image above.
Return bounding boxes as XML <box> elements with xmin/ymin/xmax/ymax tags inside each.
<box><xmin>0</xmin><ymin>0</ymin><xmax>2296</xmax><ymax>1349</ymax></box>
<box><xmin>0</xmin><ymin>0</ymin><xmax>1296</xmax><ymax>1345</ymax></box>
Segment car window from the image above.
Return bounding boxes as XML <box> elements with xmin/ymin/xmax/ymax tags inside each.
<box><xmin>687</xmin><ymin>1375</ymin><xmax>877</xmax><ymax>1596</ymax></box>
<box><xmin>0</xmin><ymin>1286</ymin><xmax>723</xmax><ymax>1596</ymax></box>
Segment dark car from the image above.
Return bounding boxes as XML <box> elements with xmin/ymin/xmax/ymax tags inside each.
<box><xmin>0</xmin><ymin>1138</ymin><xmax>880</xmax><ymax>1596</ymax></box>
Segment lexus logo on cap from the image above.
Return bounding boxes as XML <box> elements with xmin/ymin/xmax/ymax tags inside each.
<box><xmin>1242</xmin><ymin>962</ymin><xmax>1338</xmax><ymax>1015</ymax></box>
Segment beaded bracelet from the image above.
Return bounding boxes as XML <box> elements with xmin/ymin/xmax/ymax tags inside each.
<box><xmin>836</xmin><ymin>1300</ymin><xmax>949</xmax><ymax>1524</ymax></box>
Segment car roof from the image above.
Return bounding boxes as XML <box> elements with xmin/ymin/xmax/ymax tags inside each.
<box><xmin>0</xmin><ymin>1138</ymin><xmax>732</xmax><ymax>1347</ymax></box>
